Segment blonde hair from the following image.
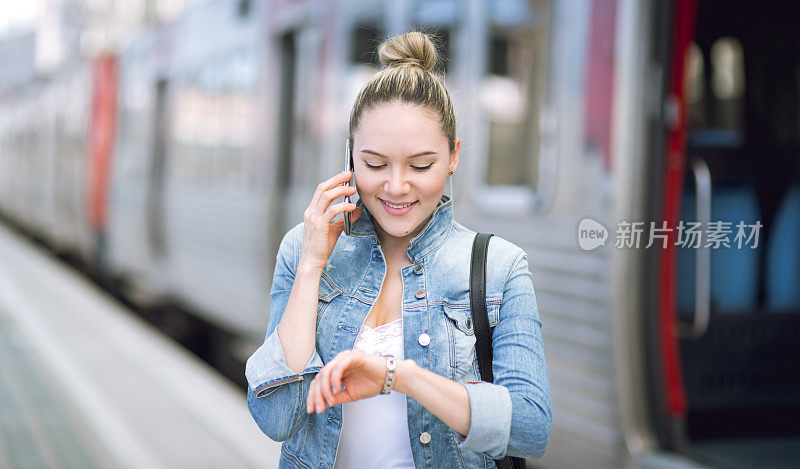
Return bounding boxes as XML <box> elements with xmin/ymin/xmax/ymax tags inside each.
<box><xmin>348</xmin><ymin>31</ymin><xmax>457</xmax><ymax>154</ymax></box>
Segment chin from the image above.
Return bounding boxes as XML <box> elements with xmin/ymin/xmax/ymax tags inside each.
<box><xmin>389</xmin><ymin>225</ymin><xmax>418</xmax><ymax>237</ymax></box>
<box><xmin>375</xmin><ymin>219</ymin><xmax>417</xmax><ymax>237</ymax></box>
<box><xmin>369</xmin><ymin>212</ymin><xmax>420</xmax><ymax>238</ymax></box>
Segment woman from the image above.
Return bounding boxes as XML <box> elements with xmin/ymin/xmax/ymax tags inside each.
<box><xmin>246</xmin><ymin>31</ymin><xmax>551</xmax><ymax>468</ymax></box>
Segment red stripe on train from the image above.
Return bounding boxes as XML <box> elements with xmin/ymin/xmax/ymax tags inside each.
<box><xmin>659</xmin><ymin>0</ymin><xmax>698</xmax><ymax>418</ymax></box>
<box><xmin>87</xmin><ymin>54</ymin><xmax>118</xmax><ymax>233</ymax></box>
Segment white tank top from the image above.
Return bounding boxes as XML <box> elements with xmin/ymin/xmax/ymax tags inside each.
<box><xmin>332</xmin><ymin>317</ymin><xmax>415</xmax><ymax>469</ymax></box>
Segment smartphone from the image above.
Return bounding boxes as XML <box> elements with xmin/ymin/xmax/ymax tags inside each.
<box><xmin>343</xmin><ymin>138</ymin><xmax>355</xmax><ymax>235</ymax></box>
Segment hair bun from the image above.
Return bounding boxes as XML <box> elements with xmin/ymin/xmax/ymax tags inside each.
<box><xmin>378</xmin><ymin>31</ymin><xmax>437</xmax><ymax>71</ymax></box>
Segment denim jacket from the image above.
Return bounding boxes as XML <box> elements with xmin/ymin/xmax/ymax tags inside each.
<box><xmin>246</xmin><ymin>194</ymin><xmax>551</xmax><ymax>468</ymax></box>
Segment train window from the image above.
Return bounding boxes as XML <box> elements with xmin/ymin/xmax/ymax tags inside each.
<box><xmin>435</xmin><ymin>28</ymin><xmax>450</xmax><ymax>74</ymax></box>
<box><xmin>710</xmin><ymin>37</ymin><xmax>744</xmax><ymax>102</ymax></box>
<box><xmin>170</xmin><ymin>46</ymin><xmax>257</xmax><ymax>186</ymax></box>
<box><xmin>482</xmin><ymin>1</ymin><xmax>550</xmax><ymax>191</ymax></box>
<box><xmin>710</xmin><ymin>36</ymin><xmax>744</xmax><ymax>134</ymax></box>
<box><xmin>686</xmin><ymin>37</ymin><xmax>745</xmax><ymax>144</ymax></box>
<box><xmin>489</xmin><ymin>35</ymin><xmax>510</xmax><ymax>76</ymax></box>
<box><xmin>351</xmin><ymin>25</ymin><xmax>383</xmax><ymax>66</ymax></box>
<box><xmin>413</xmin><ymin>0</ymin><xmax>455</xmax><ymax>75</ymax></box>
<box><xmin>237</xmin><ymin>0</ymin><xmax>251</xmax><ymax>18</ymax></box>
<box><xmin>219</xmin><ymin>47</ymin><xmax>257</xmax><ymax>186</ymax></box>
<box><xmin>418</xmin><ymin>26</ymin><xmax>450</xmax><ymax>75</ymax></box>
<box><xmin>686</xmin><ymin>42</ymin><xmax>705</xmax><ymax>128</ymax></box>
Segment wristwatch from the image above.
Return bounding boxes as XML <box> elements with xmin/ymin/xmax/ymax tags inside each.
<box><xmin>379</xmin><ymin>354</ymin><xmax>397</xmax><ymax>395</ymax></box>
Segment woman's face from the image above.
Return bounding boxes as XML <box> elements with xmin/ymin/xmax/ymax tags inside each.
<box><xmin>352</xmin><ymin>100</ymin><xmax>459</xmax><ymax>245</ymax></box>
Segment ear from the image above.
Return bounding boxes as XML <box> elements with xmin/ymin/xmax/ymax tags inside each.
<box><xmin>449</xmin><ymin>137</ymin><xmax>461</xmax><ymax>173</ymax></box>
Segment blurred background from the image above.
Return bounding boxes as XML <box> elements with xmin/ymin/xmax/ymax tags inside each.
<box><xmin>0</xmin><ymin>0</ymin><xmax>798</xmax><ymax>468</ymax></box>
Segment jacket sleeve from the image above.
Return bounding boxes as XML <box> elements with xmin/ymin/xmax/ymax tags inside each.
<box><xmin>245</xmin><ymin>224</ymin><xmax>324</xmax><ymax>442</ymax></box>
<box><xmin>457</xmin><ymin>250</ymin><xmax>552</xmax><ymax>459</ymax></box>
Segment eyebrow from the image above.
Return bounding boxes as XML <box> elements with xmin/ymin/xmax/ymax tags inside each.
<box><xmin>361</xmin><ymin>149</ymin><xmax>437</xmax><ymax>159</ymax></box>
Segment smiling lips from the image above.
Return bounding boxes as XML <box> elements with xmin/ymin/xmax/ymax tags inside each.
<box><xmin>380</xmin><ymin>198</ymin><xmax>417</xmax><ymax>215</ymax></box>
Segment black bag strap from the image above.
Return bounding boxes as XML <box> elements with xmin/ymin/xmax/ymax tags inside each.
<box><xmin>470</xmin><ymin>233</ymin><xmax>526</xmax><ymax>469</ymax></box>
<box><xmin>470</xmin><ymin>233</ymin><xmax>495</xmax><ymax>382</ymax></box>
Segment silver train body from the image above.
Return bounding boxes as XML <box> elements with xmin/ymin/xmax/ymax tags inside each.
<box><xmin>5</xmin><ymin>0</ymin><xmax>795</xmax><ymax>468</ymax></box>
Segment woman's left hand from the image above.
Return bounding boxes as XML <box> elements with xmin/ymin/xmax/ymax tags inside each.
<box><xmin>306</xmin><ymin>350</ymin><xmax>388</xmax><ymax>414</ymax></box>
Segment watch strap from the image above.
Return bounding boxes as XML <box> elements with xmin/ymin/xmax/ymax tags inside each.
<box><xmin>379</xmin><ymin>354</ymin><xmax>396</xmax><ymax>394</ymax></box>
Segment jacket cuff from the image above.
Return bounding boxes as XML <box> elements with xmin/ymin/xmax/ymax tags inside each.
<box><xmin>457</xmin><ymin>381</ymin><xmax>512</xmax><ymax>459</ymax></box>
<box><xmin>245</xmin><ymin>324</ymin><xmax>324</xmax><ymax>398</ymax></box>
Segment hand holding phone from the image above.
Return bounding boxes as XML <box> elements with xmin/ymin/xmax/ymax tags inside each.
<box><xmin>343</xmin><ymin>138</ymin><xmax>356</xmax><ymax>235</ymax></box>
<box><xmin>298</xmin><ymin>169</ymin><xmax>359</xmax><ymax>271</ymax></box>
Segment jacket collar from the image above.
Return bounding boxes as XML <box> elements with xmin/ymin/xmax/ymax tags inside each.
<box><xmin>350</xmin><ymin>194</ymin><xmax>453</xmax><ymax>262</ymax></box>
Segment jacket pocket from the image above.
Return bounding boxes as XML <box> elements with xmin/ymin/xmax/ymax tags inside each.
<box><xmin>317</xmin><ymin>272</ymin><xmax>342</xmax><ymax>318</ymax></box>
<box><xmin>442</xmin><ymin>304</ymin><xmax>478</xmax><ymax>378</ymax></box>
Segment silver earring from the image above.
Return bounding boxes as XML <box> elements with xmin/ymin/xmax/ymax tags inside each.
<box><xmin>446</xmin><ymin>170</ymin><xmax>455</xmax><ymax>210</ymax></box>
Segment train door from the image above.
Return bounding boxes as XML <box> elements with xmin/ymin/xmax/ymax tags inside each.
<box><xmin>147</xmin><ymin>77</ymin><xmax>169</xmax><ymax>261</ymax></box>
<box><xmin>270</xmin><ymin>31</ymin><xmax>298</xmax><ymax>250</ymax></box>
<box><xmin>268</xmin><ymin>25</ymin><xmax>321</xmax><ymax>252</ymax></box>
<box><xmin>648</xmin><ymin>0</ymin><xmax>800</xmax><ymax>466</ymax></box>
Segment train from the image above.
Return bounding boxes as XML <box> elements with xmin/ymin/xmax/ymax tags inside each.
<box><xmin>1</xmin><ymin>0</ymin><xmax>798</xmax><ymax>467</ymax></box>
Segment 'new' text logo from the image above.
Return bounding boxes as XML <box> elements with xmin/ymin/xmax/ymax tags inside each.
<box><xmin>578</xmin><ymin>218</ymin><xmax>608</xmax><ymax>251</ymax></box>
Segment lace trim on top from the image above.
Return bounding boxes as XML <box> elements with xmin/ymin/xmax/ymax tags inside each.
<box><xmin>353</xmin><ymin>317</ymin><xmax>404</xmax><ymax>358</ymax></box>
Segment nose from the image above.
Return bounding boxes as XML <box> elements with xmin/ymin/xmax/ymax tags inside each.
<box><xmin>383</xmin><ymin>167</ymin><xmax>411</xmax><ymax>196</ymax></box>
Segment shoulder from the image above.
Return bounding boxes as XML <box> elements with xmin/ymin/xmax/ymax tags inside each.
<box><xmin>435</xmin><ymin>220</ymin><xmax>530</xmax><ymax>300</ymax></box>
<box><xmin>448</xmin><ymin>220</ymin><xmax>528</xmax><ymax>274</ymax></box>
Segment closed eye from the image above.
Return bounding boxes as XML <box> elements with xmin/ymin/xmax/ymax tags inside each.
<box><xmin>364</xmin><ymin>163</ymin><xmax>433</xmax><ymax>171</ymax></box>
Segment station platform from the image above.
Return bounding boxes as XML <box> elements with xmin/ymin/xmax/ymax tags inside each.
<box><xmin>0</xmin><ymin>224</ymin><xmax>281</xmax><ymax>468</ymax></box>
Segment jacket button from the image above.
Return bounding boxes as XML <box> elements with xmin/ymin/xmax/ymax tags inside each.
<box><xmin>415</xmin><ymin>289</ymin><xmax>426</xmax><ymax>299</ymax></box>
<box><xmin>419</xmin><ymin>432</ymin><xmax>431</xmax><ymax>444</ymax></box>
<box><xmin>418</xmin><ymin>333</ymin><xmax>430</xmax><ymax>346</ymax></box>
<box><xmin>413</xmin><ymin>264</ymin><xmax>424</xmax><ymax>274</ymax></box>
